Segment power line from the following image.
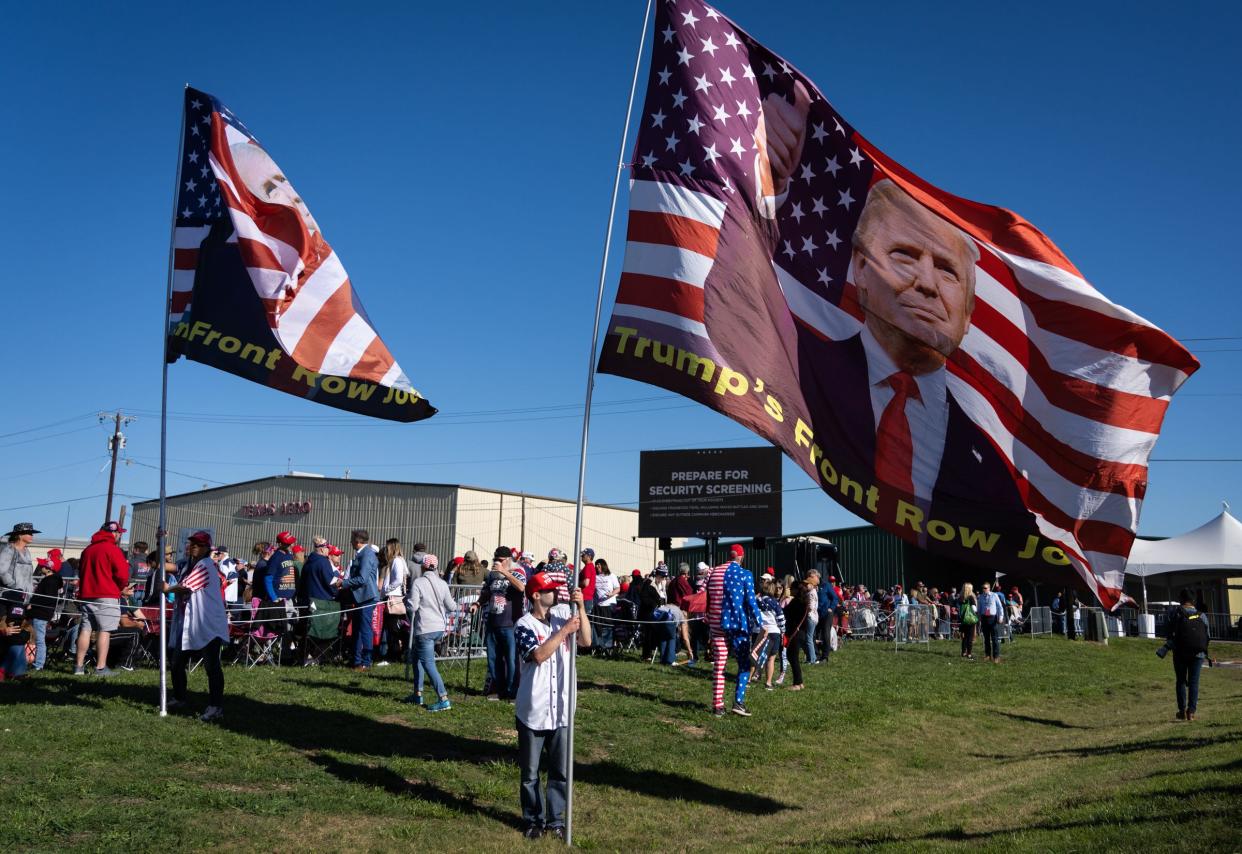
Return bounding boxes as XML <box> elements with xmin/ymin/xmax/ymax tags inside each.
<box><xmin>123</xmin><ymin>434</ymin><xmax>760</xmax><ymax>472</ymax></box>
<box><xmin>0</xmin><ymin>492</ymin><xmax>148</xmax><ymax>514</ymax></box>
<box><xmin>0</xmin><ymin>412</ymin><xmax>96</xmax><ymax>440</ymax></box>
<box><xmin>0</xmin><ymin>456</ymin><xmax>107</xmax><ymax>482</ymax></box>
<box><xmin>0</xmin><ymin>425</ymin><xmax>99</xmax><ymax>450</ymax></box>
<box><xmin>119</xmin><ymin>394</ymin><xmax>688</xmax><ymax>426</ymax></box>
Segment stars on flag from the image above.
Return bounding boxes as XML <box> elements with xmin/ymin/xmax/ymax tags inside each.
<box><xmin>630</xmin><ymin>1</ymin><xmax>869</xmax><ymax>293</ymax></box>
<box><xmin>177</xmin><ymin>92</ymin><xmax>225</xmax><ymax>226</ymax></box>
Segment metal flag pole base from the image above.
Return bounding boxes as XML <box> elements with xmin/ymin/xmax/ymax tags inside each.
<box><xmin>564</xmin><ymin>0</ymin><xmax>654</xmax><ymax>845</ymax></box>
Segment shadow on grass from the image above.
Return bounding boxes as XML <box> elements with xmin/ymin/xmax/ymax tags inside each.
<box><xmin>0</xmin><ymin>678</ymin><xmax>108</xmax><ymax>710</ymax></box>
<box><xmin>21</xmin><ymin>675</ymin><xmax>786</xmax><ymax>820</ymax></box>
<box><xmin>970</xmin><ymin>730</ymin><xmax>1242</xmax><ymax>762</ymax></box>
<box><xmin>309</xmin><ymin>754</ymin><xmax>524</xmax><ymax>830</ymax></box>
<box><xmin>580</xmin><ymin>680</ymin><xmax>704</xmax><ymax>711</ymax></box>
<box><xmin>289</xmin><ymin>678</ymin><xmax>397</xmax><ymax>699</ymax></box>
<box><xmin>1142</xmin><ymin>756</ymin><xmax>1242</xmax><ymax>779</ymax></box>
<box><xmin>992</xmin><ymin>710</ymin><xmax>1089</xmax><ymax>729</ymax></box>
<box><xmin>836</xmin><ymin>793</ymin><xmax>1242</xmax><ymax>847</ymax></box>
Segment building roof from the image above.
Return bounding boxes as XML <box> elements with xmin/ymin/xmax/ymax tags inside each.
<box><xmin>132</xmin><ymin>473</ymin><xmax>638</xmax><ymax>514</ymax></box>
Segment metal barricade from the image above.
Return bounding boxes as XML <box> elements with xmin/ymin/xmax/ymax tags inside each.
<box><xmin>895</xmin><ymin>604</ymin><xmax>932</xmax><ymax>648</ymax></box>
<box><xmin>435</xmin><ymin>585</ymin><xmax>484</xmax><ymax>664</ymax></box>
<box><xmin>846</xmin><ymin>601</ymin><xmax>880</xmax><ymax>640</ymax></box>
<box><xmin>1028</xmin><ymin>606</ymin><xmax>1052</xmax><ymax>637</ymax></box>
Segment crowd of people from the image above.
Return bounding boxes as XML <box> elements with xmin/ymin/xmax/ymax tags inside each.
<box><xmin>0</xmin><ymin>516</ymin><xmax>1226</xmax><ymax>839</ymax></box>
<box><xmin>0</xmin><ymin>515</ymin><xmax>1103</xmax><ymax>699</ymax></box>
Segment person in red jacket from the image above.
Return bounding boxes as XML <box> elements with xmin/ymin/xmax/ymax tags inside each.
<box><xmin>74</xmin><ymin>521</ymin><xmax>132</xmax><ymax>677</ymax></box>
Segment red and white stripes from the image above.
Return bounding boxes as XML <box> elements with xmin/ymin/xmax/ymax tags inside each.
<box><xmin>172</xmin><ymin>108</ymin><xmax>412</xmax><ymax>392</ymax></box>
<box><xmin>612</xmin><ymin>179</ymin><xmax>727</xmax><ymax>341</ymax></box>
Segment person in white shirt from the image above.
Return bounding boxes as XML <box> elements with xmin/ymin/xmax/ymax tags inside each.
<box><xmin>380</xmin><ymin>538</ymin><xmax>411</xmax><ymax>666</ymax></box>
<box><xmin>213</xmin><ymin>547</ymin><xmax>240</xmax><ymax>604</ymax></box>
<box><xmin>592</xmin><ymin>558</ymin><xmax>619</xmax><ymax>652</ymax></box>
<box><xmin>512</xmin><ymin>570</ymin><xmax>591</xmax><ymax>840</ymax></box>
<box><xmin>168</xmin><ymin>530</ymin><xmax>229</xmax><ymax>722</ymax></box>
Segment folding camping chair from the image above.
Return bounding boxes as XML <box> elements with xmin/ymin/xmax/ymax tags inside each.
<box><xmin>126</xmin><ymin>607</ymin><xmax>164</xmax><ymax>669</ymax></box>
<box><xmin>242</xmin><ymin>598</ymin><xmax>284</xmax><ymax>668</ymax></box>
<box><xmin>612</xmin><ymin>599</ymin><xmax>642</xmax><ymax>654</ymax></box>
<box><xmin>302</xmin><ymin>599</ymin><xmax>343</xmax><ymax>666</ymax></box>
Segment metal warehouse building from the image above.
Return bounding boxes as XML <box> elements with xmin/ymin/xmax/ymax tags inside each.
<box><xmin>131</xmin><ymin>475</ymin><xmax>663</xmax><ymax>570</ymax></box>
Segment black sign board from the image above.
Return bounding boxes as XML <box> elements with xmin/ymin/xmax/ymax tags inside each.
<box><xmin>639</xmin><ymin>447</ymin><xmax>782</xmax><ymax>538</ymax></box>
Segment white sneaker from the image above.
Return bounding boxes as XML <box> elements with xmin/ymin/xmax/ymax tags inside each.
<box><xmin>376</xmin><ymin>661</ymin><xmax>390</xmax><ymax>667</ymax></box>
<box><xmin>200</xmin><ymin>706</ymin><xmax>225</xmax><ymax>723</ymax></box>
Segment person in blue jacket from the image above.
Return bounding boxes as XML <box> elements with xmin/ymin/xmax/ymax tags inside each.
<box><xmin>343</xmin><ymin>529</ymin><xmax>381</xmax><ymax>671</ymax></box>
<box><xmin>811</xmin><ymin>569</ymin><xmax>840</xmax><ymax>662</ymax></box>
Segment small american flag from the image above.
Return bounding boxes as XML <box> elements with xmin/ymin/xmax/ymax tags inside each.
<box><xmin>171</xmin><ymin>87</ymin><xmax>417</xmax><ymax>394</ymax></box>
<box><xmin>598</xmin><ymin>0</ymin><xmax>1199</xmax><ymax>608</ymax></box>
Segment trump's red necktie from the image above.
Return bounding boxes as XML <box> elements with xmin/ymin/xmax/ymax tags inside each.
<box><xmin>876</xmin><ymin>372</ymin><xmax>920</xmax><ymax>495</ymax></box>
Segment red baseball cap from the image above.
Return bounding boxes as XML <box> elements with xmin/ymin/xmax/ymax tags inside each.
<box><xmin>526</xmin><ymin>571</ymin><xmax>564</xmax><ymax>596</ymax></box>
<box><xmin>292</xmin><ymin>545</ymin><xmax>305</xmax><ymax>554</ymax></box>
<box><xmin>102</xmin><ymin>521</ymin><xmax>127</xmax><ymax>534</ymax></box>
<box><xmin>730</xmin><ymin>544</ymin><xmax>745</xmax><ymax>558</ymax></box>
<box><xmin>632</xmin><ymin>569</ymin><xmax>643</xmax><ymax>577</ymax></box>
<box><xmin>327</xmin><ymin>545</ymin><xmax>343</xmax><ymax>557</ymax></box>
<box><xmin>187</xmin><ymin>530</ymin><xmax>212</xmax><ymax>547</ymax></box>
<box><xmin>276</xmin><ymin>531</ymin><xmax>297</xmax><ymax>546</ymax></box>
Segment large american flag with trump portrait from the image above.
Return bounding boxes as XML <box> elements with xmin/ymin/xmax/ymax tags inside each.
<box><xmin>597</xmin><ymin>0</ymin><xmax>1199</xmax><ymax>608</ymax></box>
<box><xmin>167</xmin><ymin>86</ymin><xmax>434</xmax><ymax>422</ymax></box>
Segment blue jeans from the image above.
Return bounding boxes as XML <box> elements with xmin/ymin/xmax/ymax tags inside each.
<box><xmin>32</xmin><ymin>618</ymin><xmax>49</xmax><ymax>670</ymax></box>
<box><xmin>518</xmin><ymin>721</ymin><xmax>568</xmax><ymax>829</ymax></box>
<box><xmin>415</xmin><ymin>631</ymin><xmax>447</xmax><ymax>699</ymax></box>
<box><xmin>2</xmin><ymin>642</ymin><xmax>27</xmax><ymax>679</ymax></box>
<box><xmin>1174</xmin><ymin>654</ymin><xmax>1204</xmax><ymax>713</ymax></box>
<box><xmin>595</xmin><ymin>604</ymin><xmax>615</xmax><ymax>649</ymax></box>
<box><xmin>352</xmin><ymin>603</ymin><xmax>376</xmax><ymax>667</ymax></box>
<box><xmin>656</xmin><ymin>618</ymin><xmax>677</xmax><ymax>665</ymax></box>
<box><xmin>804</xmin><ymin>615</ymin><xmax>819</xmax><ymax>663</ymax></box>
<box><xmin>486</xmin><ymin>624</ymin><xmax>518</xmax><ymax>698</ymax></box>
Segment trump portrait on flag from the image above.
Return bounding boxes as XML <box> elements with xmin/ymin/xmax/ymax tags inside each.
<box><xmin>705</xmin><ymin>84</ymin><xmax>1032</xmax><ymax>557</ymax></box>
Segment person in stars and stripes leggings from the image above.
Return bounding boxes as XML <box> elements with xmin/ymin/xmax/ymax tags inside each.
<box><xmin>707</xmin><ymin>544</ymin><xmax>763</xmax><ymax>717</ymax></box>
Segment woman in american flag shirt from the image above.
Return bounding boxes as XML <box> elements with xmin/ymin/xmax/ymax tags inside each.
<box><xmin>168</xmin><ymin>530</ymin><xmax>229</xmax><ymax>722</ymax></box>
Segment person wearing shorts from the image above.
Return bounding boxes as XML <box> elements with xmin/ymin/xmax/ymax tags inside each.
<box><xmin>75</xmin><ymin>521</ymin><xmax>131</xmax><ymax>677</ymax></box>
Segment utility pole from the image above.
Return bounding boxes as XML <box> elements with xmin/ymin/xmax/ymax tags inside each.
<box><xmin>101</xmin><ymin>410</ymin><xmax>136</xmax><ymax>523</ymax></box>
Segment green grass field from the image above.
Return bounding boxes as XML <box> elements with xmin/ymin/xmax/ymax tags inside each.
<box><xmin>2</xmin><ymin>636</ymin><xmax>1240</xmax><ymax>852</ymax></box>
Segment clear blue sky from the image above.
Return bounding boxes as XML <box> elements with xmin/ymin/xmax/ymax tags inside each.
<box><xmin>2</xmin><ymin>1</ymin><xmax>1238</xmax><ymax>545</ymax></box>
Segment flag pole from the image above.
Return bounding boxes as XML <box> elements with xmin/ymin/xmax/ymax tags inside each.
<box><xmin>157</xmin><ymin>86</ymin><xmax>189</xmax><ymax>718</ymax></box>
<box><xmin>565</xmin><ymin>0</ymin><xmax>653</xmax><ymax>845</ymax></box>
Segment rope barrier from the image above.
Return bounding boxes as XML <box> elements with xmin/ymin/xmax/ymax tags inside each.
<box><xmin>4</xmin><ymin>586</ymin><xmax>703</xmax><ymax>627</ymax></box>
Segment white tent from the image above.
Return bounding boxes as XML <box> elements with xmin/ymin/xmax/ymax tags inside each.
<box><xmin>1126</xmin><ymin>507</ymin><xmax>1242</xmax><ymax>611</ymax></box>
<box><xmin>1127</xmin><ymin>508</ymin><xmax>1242</xmax><ymax>577</ymax></box>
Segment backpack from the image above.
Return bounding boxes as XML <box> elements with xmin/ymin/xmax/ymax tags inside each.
<box><xmin>1173</xmin><ymin>610</ymin><xmax>1209</xmax><ymax>655</ymax></box>
<box><xmin>961</xmin><ymin>601</ymin><xmax>978</xmax><ymax>626</ymax></box>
